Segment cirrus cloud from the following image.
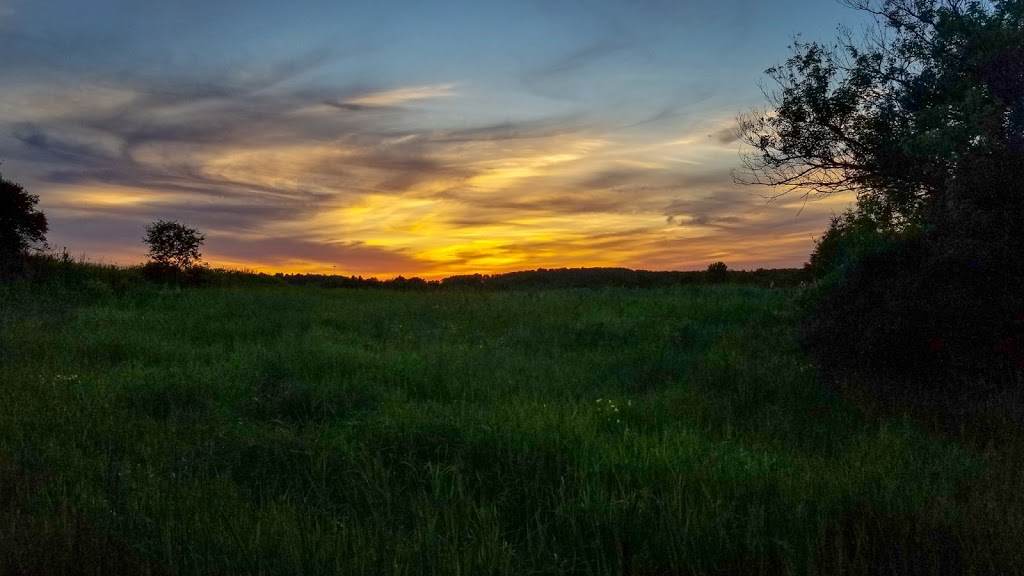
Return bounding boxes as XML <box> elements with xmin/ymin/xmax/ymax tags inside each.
<box><xmin>340</xmin><ymin>83</ymin><xmax>459</xmax><ymax>108</ymax></box>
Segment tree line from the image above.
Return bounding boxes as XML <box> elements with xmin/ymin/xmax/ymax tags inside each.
<box><xmin>0</xmin><ymin>185</ymin><xmax>795</xmax><ymax>290</ymax></box>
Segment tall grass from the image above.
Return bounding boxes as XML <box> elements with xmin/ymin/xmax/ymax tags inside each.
<box><xmin>0</xmin><ymin>282</ymin><xmax>1018</xmax><ymax>574</ymax></box>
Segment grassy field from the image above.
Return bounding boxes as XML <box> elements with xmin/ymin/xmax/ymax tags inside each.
<box><xmin>1</xmin><ymin>281</ymin><xmax>1021</xmax><ymax>574</ymax></box>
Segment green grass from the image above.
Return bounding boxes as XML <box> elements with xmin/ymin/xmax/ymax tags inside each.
<box><xmin>0</xmin><ymin>282</ymin><xmax>1019</xmax><ymax>574</ymax></box>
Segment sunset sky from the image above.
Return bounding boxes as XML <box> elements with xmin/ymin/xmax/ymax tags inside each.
<box><xmin>0</xmin><ymin>0</ymin><xmax>870</xmax><ymax>279</ymax></box>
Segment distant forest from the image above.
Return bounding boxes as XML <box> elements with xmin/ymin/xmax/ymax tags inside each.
<box><xmin>275</xmin><ymin>266</ymin><xmax>805</xmax><ymax>290</ymax></box>
<box><xmin>10</xmin><ymin>252</ymin><xmax>805</xmax><ymax>292</ymax></box>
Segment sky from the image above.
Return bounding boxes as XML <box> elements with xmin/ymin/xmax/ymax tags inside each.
<box><xmin>0</xmin><ymin>0</ymin><xmax>871</xmax><ymax>279</ymax></box>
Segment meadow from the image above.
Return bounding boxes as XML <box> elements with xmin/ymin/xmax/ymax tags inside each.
<box><xmin>1</xmin><ymin>279</ymin><xmax>1022</xmax><ymax>575</ymax></box>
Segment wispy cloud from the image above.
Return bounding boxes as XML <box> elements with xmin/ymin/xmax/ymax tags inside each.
<box><xmin>521</xmin><ymin>37</ymin><xmax>632</xmax><ymax>102</ymax></box>
<box><xmin>0</xmin><ymin>64</ymin><xmax>844</xmax><ymax>278</ymax></box>
<box><xmin>340</xmin><ymin>83</ymin><xmax>458</xmax><ymax>108</ymax></box>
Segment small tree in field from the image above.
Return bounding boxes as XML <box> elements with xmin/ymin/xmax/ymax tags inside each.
<box><xmin>706</xmin><ymin>261</ymin><xmax>729</xmax><ymax>282</ymax></box>
<box><xmin>1</xmin><ymin>171</ymin><xmax>48</xmax><ymax>274</ymax></box>
<box><xmin>143</xmin><ymin>220</ymin><xmax>205</xmax><ymax>270</ymax></box>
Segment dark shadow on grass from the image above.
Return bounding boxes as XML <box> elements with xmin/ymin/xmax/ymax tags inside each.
<box><xmin>0</xmin><ymin>453</ymin><xmax>176</xmax><ymax>576</ymax></box>
<box><xmin>242</xmin><ymin>363</ymin><xmax>377</xmax><ymax>428</ymax></box>
<box><xmin>810</xmin><ymin>498</ymin><xmax>965</xmax><ymax>576</ymax></box>
<box><xmin>122</xmin><ymin>379</ymin><xmax>215</xmax><ymax>423</ymax></box>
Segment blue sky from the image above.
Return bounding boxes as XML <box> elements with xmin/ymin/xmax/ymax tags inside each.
<box><xmin>0</xmin><ymin>0</ymin><xmax>871</xmax><ymax>277</ymax></box>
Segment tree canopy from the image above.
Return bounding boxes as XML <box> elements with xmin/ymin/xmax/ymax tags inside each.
<box><xmin>0</xmin><ymin>172</ymin><xmax>48</xmax><ymax>270</ymax></box>
<box><xmin>143</xmin><ymin>220</ymin><xmax>205</xmax><ymax>270</ymax></box>
<box><xmin>736</xmin><ymin>0</ymin><xmax>1024</xmax><ymax>231</ymax></box>
<box><xmin>749</xmin><ymin>0</ymin><xmax>1024</xmax><ymax>410</ymax></box>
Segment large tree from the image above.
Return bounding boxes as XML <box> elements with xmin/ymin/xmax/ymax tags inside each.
<box><xmin>736</xmin><ymin>0</ymin><xmax>1024</xmax><ymax>231</ymax></box>
<box><xmin>740</xmin><ymin>0</ymin><xmax>1024</xmax><ymax>407</ymax></box>
<box><xmin>0</xmin><ymin>172</ymin><xmax>48</xmax><ymax>272</ymax></box>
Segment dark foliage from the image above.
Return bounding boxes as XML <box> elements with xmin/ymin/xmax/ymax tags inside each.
<box><xmin>706</xmin><ymin>262</ymin><xmax>729</xmax><ymax>283</ymax></box>
<box><xmin>440</xmin><ymin>266</ymin><xmax>802</xmax><ymax>290</ymax></box>
<box><xmin>139</xmin><ymin>220</ymin><xmax>209</xmax><ymax>286</ymax></box>
<box><xmin>0</xmin><ymin>172</ymin><xmax>48</xmax><ymax>277</ymax></box>
<box><xmin>270</xmin><ymin>267</ymin><xmax>804</xmax><ymax>291</ymax></box>
<box><xmin>801</xmin><ymin>152</ymin><xmax>1024</xmax><ymax>411</ymax></box>
<box><xmin>803</xmin><ymin>206</ymin><xmax>924</xmax><ymax>281</ymax></box>
<box><xmin>742</xmin><ymin>0</ymin><xmax>1024</xmax><ymax>415</ymax></box>
<box><xmin>9</xmin><ymin>252</ymin><xmax>809</xmax><ymax>294</ymax></box>
<box><xmin>142</xmin><ymin>220</ymin><xmax>204</xmax><ymax>270</ymax></box>
<box><xmin>17</xmin><ymin>251</ymin><xmax>149</xmax><ymax>296</ymax></box>
<box><xmin>140</xmin><ymin>260</ymin><xmax>211</xmax><ymax>286</ymax></box>
<box><xmin>737</xmin><ymin>0</ymin><xmax>1024</xmax><ymax>228</ymax></box>
<box><xmin>801</xmin><ymin>235</ymin><xmax>1023</xmax><ymax>404</ymax></box>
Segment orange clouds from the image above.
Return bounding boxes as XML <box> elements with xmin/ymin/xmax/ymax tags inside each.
<box><xmin>2</xmin><ymin>77</ymin><xmax>852</xmax><ymax>279</ymax></box>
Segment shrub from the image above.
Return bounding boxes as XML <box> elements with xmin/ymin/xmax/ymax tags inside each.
<box><xmin>800</xmin><ymin>232</ymin><xmax>1024</xmax><ymax>415</ymax></box>
<box><xmin>804</xmin><ymin>210</ymin><xmax>904</xmax><ymax>281</ymax></box>
<box><xmin>706</xmin><ymin>262</ymin><xmax>729</xmax><ymax>283</ymax></box>
<box><xmin>141</xmin><ymin>261</ymin><xmax>211</xmax><ymax>286</ymax></box>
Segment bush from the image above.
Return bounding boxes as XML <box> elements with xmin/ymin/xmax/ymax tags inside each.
<box><xmin>800</xmin><ymin>232</ymin><xmax>1024</xmax><ymax>414</ymax></box>
<box><xmin>706</xmin><ymin>262</ymin><xmax>729</xmax><ymax>283</ymax></box>
<box><xmin>804</xmin><ymin>210</ymin><xmax>904</xmax><ymax>281</ymax></box>
<box><xmin>141</xmin><ymin>261</ymin><xmax>210</xmax><ymax>286</ymax></box>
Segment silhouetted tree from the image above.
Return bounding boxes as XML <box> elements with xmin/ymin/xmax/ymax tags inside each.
<box><xmin>143</xmin><ymin>220</ymin><xmax>205</xmax><ymax>270</ymax></box>
<box><xmin>740</xmin><ymin>0</ymin><xmax>1024</xmax><ymax>414</ymax></box>
<box><xmin>737</xmin><ymin>0</ymin><xmax>1024</xmax><ymax>233</ymax></box>
<box><xmin>1</xmin><ymin>171</ymin><xmax>48</xmax><ymax>275</ymax></box>
<box><xmin>706</xmin><ymin>261</ymin><xmax>729</xmax><ymax>282</ymax></box>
